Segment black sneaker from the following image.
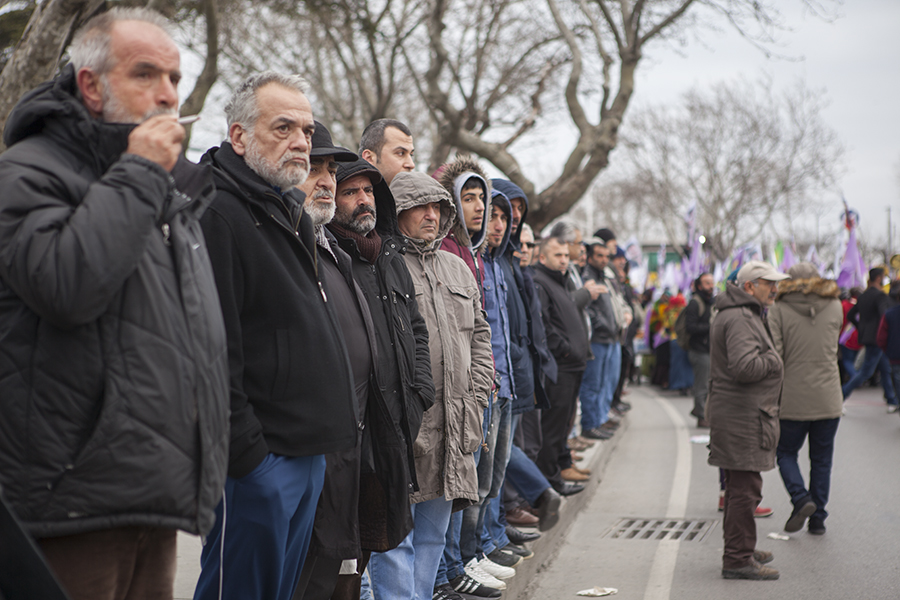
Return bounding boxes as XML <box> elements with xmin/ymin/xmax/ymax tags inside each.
<box><xmin>506</xmin><ymin>525</ymin><xmax>541</xmax><ymax>544</ymax></box>
<box><xmin>487</xmin><ymin>547</ymin><xmax>522</xmax><ymax>567</ymax></box>
<box><xmin>581</xmin><ymin>427</ymin><xmax>613</xmax><ymax>440</ymax></box>
<box><xmin>434</xmin><ymin>583</ymin><xmax>467</xmax><ymax>600</ymax></box>
<box><xmin>808</xmin><ymin>516</ymin><xmax>826</xmax><ymax>535</ymax></box>
<box><xmin>450</xmin><ymin>574</ymin><xmax>503</xmax><ymax>599</ymax></box>
<box><xmin>784</xmin><ymin>497</ymin><xmax>817</xmax><ymax>533</ymax></box>
<box><xmin>501</xmin><ymin>542</ymin><xmax>534</xmax><ymax>559</ymax></box>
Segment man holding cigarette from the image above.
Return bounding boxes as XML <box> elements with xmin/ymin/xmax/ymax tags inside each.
<box><xmin>0</xmin><ymin>8</ymin><xmax>229</xmax><ymax>600</ymax></box>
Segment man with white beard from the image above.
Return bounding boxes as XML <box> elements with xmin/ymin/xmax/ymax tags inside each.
<box><xmin>195</xmin><ymin>73</ymin><xmax>359</xmax><ymax>600</ymax></box>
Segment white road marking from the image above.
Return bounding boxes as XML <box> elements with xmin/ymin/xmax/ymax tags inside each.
<box><xmin>642</xmin><ymin>395</ymin><xmax>692</xmax><ymax>600</ymax></box>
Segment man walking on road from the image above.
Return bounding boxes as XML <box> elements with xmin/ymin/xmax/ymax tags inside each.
<box><xmin>707</xmin><ymin>261</ymin><xmax>789</xmax><ymax>581</ymax></box>
<box><xmin>842</xmin><ymin>267</ymin><xmax>898</xmax><ymax>409</ymax></box>
<box><xmin>769</xmin><ymin>262</ymin><xmax>843</xmax><ymax>536</ymax></box>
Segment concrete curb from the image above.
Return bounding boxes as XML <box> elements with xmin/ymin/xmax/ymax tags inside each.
<box><xmin>501</xmin><ymin>416</ymin><xmax>629</xmax><ymax>600</ymax></box>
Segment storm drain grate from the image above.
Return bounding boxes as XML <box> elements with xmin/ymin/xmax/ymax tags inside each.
<box><xmin>602</xmin><ymin>518</ymin><xmax>716</xmax><ymax>542</ymax></box>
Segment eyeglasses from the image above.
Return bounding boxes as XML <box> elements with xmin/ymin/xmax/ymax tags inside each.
<box><xmin>521</xmin><ymin>242</ymin><xmax>536</xmax><ymax>249</ymax></box>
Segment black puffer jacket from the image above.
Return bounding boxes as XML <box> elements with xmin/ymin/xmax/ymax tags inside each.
<box><xmin>329</xmin><ymin>159</ymin><xmax>435</xmax><ymax>551</ymax></box>
<box><xmin>0</xmin><ymin>65</ymin><xmax>229</xmax><ymax>538</ymax></box>
<box><xmin>200</xmin><ymin>143</ymin><xmax>358</xmax><ymax>478</ymax></box>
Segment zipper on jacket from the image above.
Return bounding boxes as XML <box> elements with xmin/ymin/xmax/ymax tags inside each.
<box><xmin>161</xmin><ymin>223</ymin><xmax>171</xmax><ymax>246</ymax></box>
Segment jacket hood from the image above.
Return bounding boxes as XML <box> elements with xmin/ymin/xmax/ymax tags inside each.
<box><xmin>715</xmin><ymin>282</ymin><xmax>764</xmax><ymax>314</ymax></box>
<box><xmin>775</xmin><ymin>277</ymin><xmax>840</xmax><ymax>318</ymax></box>
<box><xmin>491</xmin><ymin>178</ymin><xmax>527</xmax><ymax>244</ymax></box>
<box><xmin>4</xmin><ymin>64</ymin><xmax>137</xmax><ymax>173</ymax></box>
<box><xmin>486</xmin><ymin>189</ymin><xmax>513</xmax><ymax>259</ymax></box>
<box><xmin>438</xmin><ymin>156</ymin><xmax>491</xmax><ymax>252</ymax></box>
<box><xmin>336</xmin><ymin>158</ymin><xmax>399</xmax><ymax>237</ymax></box>
<box><xmin>391</xmin><ymin>171</ymin><xmax>457</xmax><ymax>253</ymax></box>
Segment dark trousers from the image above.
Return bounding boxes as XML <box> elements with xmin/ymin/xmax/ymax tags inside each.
<box><xmin>777</xmin><ymin>418</ymin><xmax>840</xmax><ymax>521</ymax></box>
<box><xmin>721</xmin><ymin>470</ymin><xmax>762</xmax><ymax>569</ymax></box>
<box><xmin>842</xmin><ymin>345</ymin><xmax>898</xmax><ymax>403</ymax></box>
<box><xmin>194</xmin><ymin>453</ymin><xmax>327</xmax><ymax>600</ymax></box>
<box><xmin>294</xmin><ymin>551</ymin><xmax>371</xmax><ymax>600</ymax></box>
<box><xmin>537</xmin><ymin>370</ymin><xmax>583</xmax><ymax>487</ymax></box>
<box><xmin>39</xmin><ymin>526</ymin><xmax>176</xmax><ymax>600</ymax></box>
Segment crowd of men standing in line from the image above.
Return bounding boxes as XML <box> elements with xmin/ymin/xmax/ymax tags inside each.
<box><xmin>3</xmin><ymin>8</ymin><xmax>900</xmax><ymax>600</ymax></box>
<box><xmin>0</xmin><ymin>8</ymin><xmax>641</xmax><ymax>600</ymax></box>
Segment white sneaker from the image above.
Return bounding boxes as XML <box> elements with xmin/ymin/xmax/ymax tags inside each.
<box><xmin>888</xmin><ymin>404</ymin><xmax>899</xmax><ymax>413</ymax></box>
<box><xmin>478</xmin><ymin>556</ymin><xmax>516</xmax><ymax>580</ymax></box>
<box><xmin>464</xmin><ymin>557</ymin><xmax>506</xmax><ymax>590</ymax></box>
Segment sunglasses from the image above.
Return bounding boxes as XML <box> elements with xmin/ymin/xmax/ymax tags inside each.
<box><xmin>521</xmin><ymin>242</ymin><xmax>536</xmax><ymax>249</ymax></box>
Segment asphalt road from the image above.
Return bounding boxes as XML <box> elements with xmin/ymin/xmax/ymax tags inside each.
<box><xmin>525</xmin><ymin>383</ymin><xmax>900</xmax><ymax>600</ymax></box>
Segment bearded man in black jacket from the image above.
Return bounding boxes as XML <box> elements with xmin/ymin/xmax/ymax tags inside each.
<box><xmin>0</xmin><ymin>8</ymin><xmax>229</xmax><ymax>600</ymax></box>
<box><xmin>194</xmin><ymin>73</ymin><xmax>358</xmax><ymax>600</ymax></box>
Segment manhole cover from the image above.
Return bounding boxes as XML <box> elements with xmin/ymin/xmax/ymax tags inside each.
<box><xmin>602</xmin><ymin>518</ymin><xmax>716</xmax><ymax>542</ymax></box>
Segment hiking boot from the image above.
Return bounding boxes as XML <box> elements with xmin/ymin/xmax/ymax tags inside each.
<box><xmin>784</xmin><ymin>497</ymin><xmax>817</xmax><ymax>532</ymax></box>
<box><xmin>752</xmin><ymin>550</ymin><xmax>774</xmax><ymax>564</ymax></box>
<box><xmin>722</xmin><ymin>562</ymin><xmax>780</xmax><ymax>580</ymax></box>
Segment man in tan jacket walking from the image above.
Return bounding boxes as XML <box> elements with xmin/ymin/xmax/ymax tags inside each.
<box><xmin>707</xmin><ymin>261</ymin><xmax>789</xmax><ymax>581</ymax></box>
<box><xmin>769</xmin><ymin>262</ymin><xmax>843</xmax><ymax>536</ymax></box>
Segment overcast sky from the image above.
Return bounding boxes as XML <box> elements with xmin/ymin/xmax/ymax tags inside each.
<box><xmin>631</xmin><ymin>0</ymin><xmax>899</xmax><ymax>248</ymax></box>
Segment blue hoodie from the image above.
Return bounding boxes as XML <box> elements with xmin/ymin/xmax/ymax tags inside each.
<box><xmin>482</xmin><ymin>189</ymin><xmax>515</xmax><ymax>401</ymax></box>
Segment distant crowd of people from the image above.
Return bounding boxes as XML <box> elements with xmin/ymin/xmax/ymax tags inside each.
<box><xmin>2</xmin><ymin>7</ymin><xmax>900</xmax><ymax>599</ymax></box>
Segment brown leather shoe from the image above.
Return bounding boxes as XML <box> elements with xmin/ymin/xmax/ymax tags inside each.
<box><xmin>561</xmin><ymin>467</ymin><xmax>589</xmax><ymax>482</ymax></box>
<box><xmin>722</xmin><ymin>562</ymin><xmax>779</xmax><ymax>580</ymax></box>
<box><xmin>506</xmin><ymin>506</ymin><xmax>539</xmax><ymax>526</ymax></box>
<box><xmin>570</xmin><ymin>450</ymin><xmax>584</xmax><ymax>462</ymax></box>
<box><xmin>573</xmin><ymin>436</ymin><xmax>596</xmax><ymax>448</ymax></box>
<box><xmin>571</xmin><ymin>465</ymin><xmax>591</xmax><ymax>476</ymax></box>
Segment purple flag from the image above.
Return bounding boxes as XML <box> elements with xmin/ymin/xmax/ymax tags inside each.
<box><xmin>836</xmin><ymin>229</ymin><xmax>866</xmax><ymax>289</ymax></box>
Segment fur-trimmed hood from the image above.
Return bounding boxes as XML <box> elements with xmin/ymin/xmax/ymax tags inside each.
<box><xmin>776</xmin><ymin>277</ymin><xmax>840</xmax><ymax>300</ymax></box>
<box><xmin>438</xmin><ymin>155</ymin><xmax>491</xmax><ymax>253</ymax></box>
<box><xmin>775</xmin><ymin>277</ymin><xmax>840</xmax><ymax>319</ymax></box>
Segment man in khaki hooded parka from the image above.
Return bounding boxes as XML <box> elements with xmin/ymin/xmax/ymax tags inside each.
<box><xmin>768</xmin><ymin>262</ymin><xmax>843</xmax><ymax>536</ymax></box>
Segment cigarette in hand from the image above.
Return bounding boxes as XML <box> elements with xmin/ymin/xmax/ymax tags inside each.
<box><xmin>177</xmin><ymin>115</ymin><xmax>201</xmax><ymax>125</ymax></box>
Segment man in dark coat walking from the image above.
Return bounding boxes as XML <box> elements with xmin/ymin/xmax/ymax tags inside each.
<box><xmin>0</xmin><ymin>8</ymin><xmax>229</xmax><ymax>600</ymax></box>
<box><xmin>842</xmin><ymin>267</ymin><xmax>897</xmax><ymax>408</ymax></box>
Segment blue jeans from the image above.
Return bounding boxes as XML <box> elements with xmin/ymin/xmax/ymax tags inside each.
<box><xmin>776</xmin><ymin>418</ymin><xmax>840</xmax><ymax>521</ymax></box>
<box><xmin>477</xmin><ymin>398</ymin><xmax>513</xmax><ymax>555</ymax></box>
<box><xmin>368</xmin><ymin>495</ymin><xmax>453</xmax><ymax>600</ymax></box>
<box><xmin>842</xmin><ymin>345</ymin><xmax>897</xmax><ymax>403</ymax></box>
<box><xmin>504</xmin><ymin>443</ymin><xmax>551</xmax><ymax>506</ymax></box>
<box><xmin>481</xmin><ymin>495</ymin><xmax>511</xmax><ymax>554</ymax></box>
<box><xmin>194</xmin><ymin>453</ymin><xmax>326</xmax><ymax>600</ymax></box>
<box><xmin>579</xmin><ymin>342</ymin><xmax>621</xmax><ymax>431</ymax></box>
<box><xmin>840</xmin><ymin>345</ymin><xmax>858</xmax><ymax>380</ymax></box>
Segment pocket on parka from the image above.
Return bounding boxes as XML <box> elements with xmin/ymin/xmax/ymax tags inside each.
<box><xmin>758</xmin><ymin>407</ymin><xmax>779</xmax><ymax>451</ymax></box>
<box><xmin>460</xmin><ymin>390</ymin><xmax>484</xmax><ymax>454</ymax></box>
<box><xmin>447</xmin><ymin>285</ymin><xmax>476</xmax><ymax>331</ymax></box>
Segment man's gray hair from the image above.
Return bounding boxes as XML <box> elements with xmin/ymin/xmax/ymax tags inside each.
<box><xmin>549</xmin><ymin>221</ymin><xmax>581</xmax><ymax>245</ymax></box>
<box><xmin>224</xmin><ymin>71</ymin><xmax>309</xmax><ymax>131</ymax></box>
<box><xmin>69</xmin><ymin>7</ymin><xmax>172</xmax><ymax>75</ymax></box>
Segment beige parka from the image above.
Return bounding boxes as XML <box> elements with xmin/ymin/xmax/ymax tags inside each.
<box><xmin>707</xmin><ymin>283</ymin><xmax>784</xmax><ymax>472</ymax></box>
<box><xmin>390</xmin><ymin>171</ymin><xmax>494</xmax><ymax>510</ymax></box>
<box><xmin>768</xmin><ymin>273</ymin><xmax>843</xmax><ymax>421</ymax></box>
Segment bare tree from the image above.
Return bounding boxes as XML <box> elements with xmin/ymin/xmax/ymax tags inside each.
<box><xmin>589</xmin><ymin>78</ymin><xmax>844</xmax><ymax>262</ymax></box>
<box><xmin>0</xmin><ymin>0</ymin><xmax>104</xmax><ymax>142</ymax></box>
<box><xmin>423</xmin><ymin>0</ymin><xmax>839</xmax><ymax>229</ymax></box>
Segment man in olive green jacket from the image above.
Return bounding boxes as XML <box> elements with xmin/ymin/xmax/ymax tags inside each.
<box><xmin>707</xmin><ymin>261</ymin><xmax>788</xmax><ymax>581</ymax></box>
<box><xmin>768</xmin><ymin>262</ymin><xmax>843</xmax><ymax>536</ymax></box>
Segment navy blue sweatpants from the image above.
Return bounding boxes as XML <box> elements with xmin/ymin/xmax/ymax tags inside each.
<box><xmin>194</xmin><ymin>453</ymin><xmax>326</xmax><ymax>600</ymax></box>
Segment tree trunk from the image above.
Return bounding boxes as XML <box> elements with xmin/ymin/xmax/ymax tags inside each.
<box><xmin>0</xmin><ymin>0</ymin><xmax>104</xmax><ymax>148</ymax></box>
<box><xmin>179</xmin><ymin>0</ymin><xmax>219</xmax><ymax>151</ymax></box>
